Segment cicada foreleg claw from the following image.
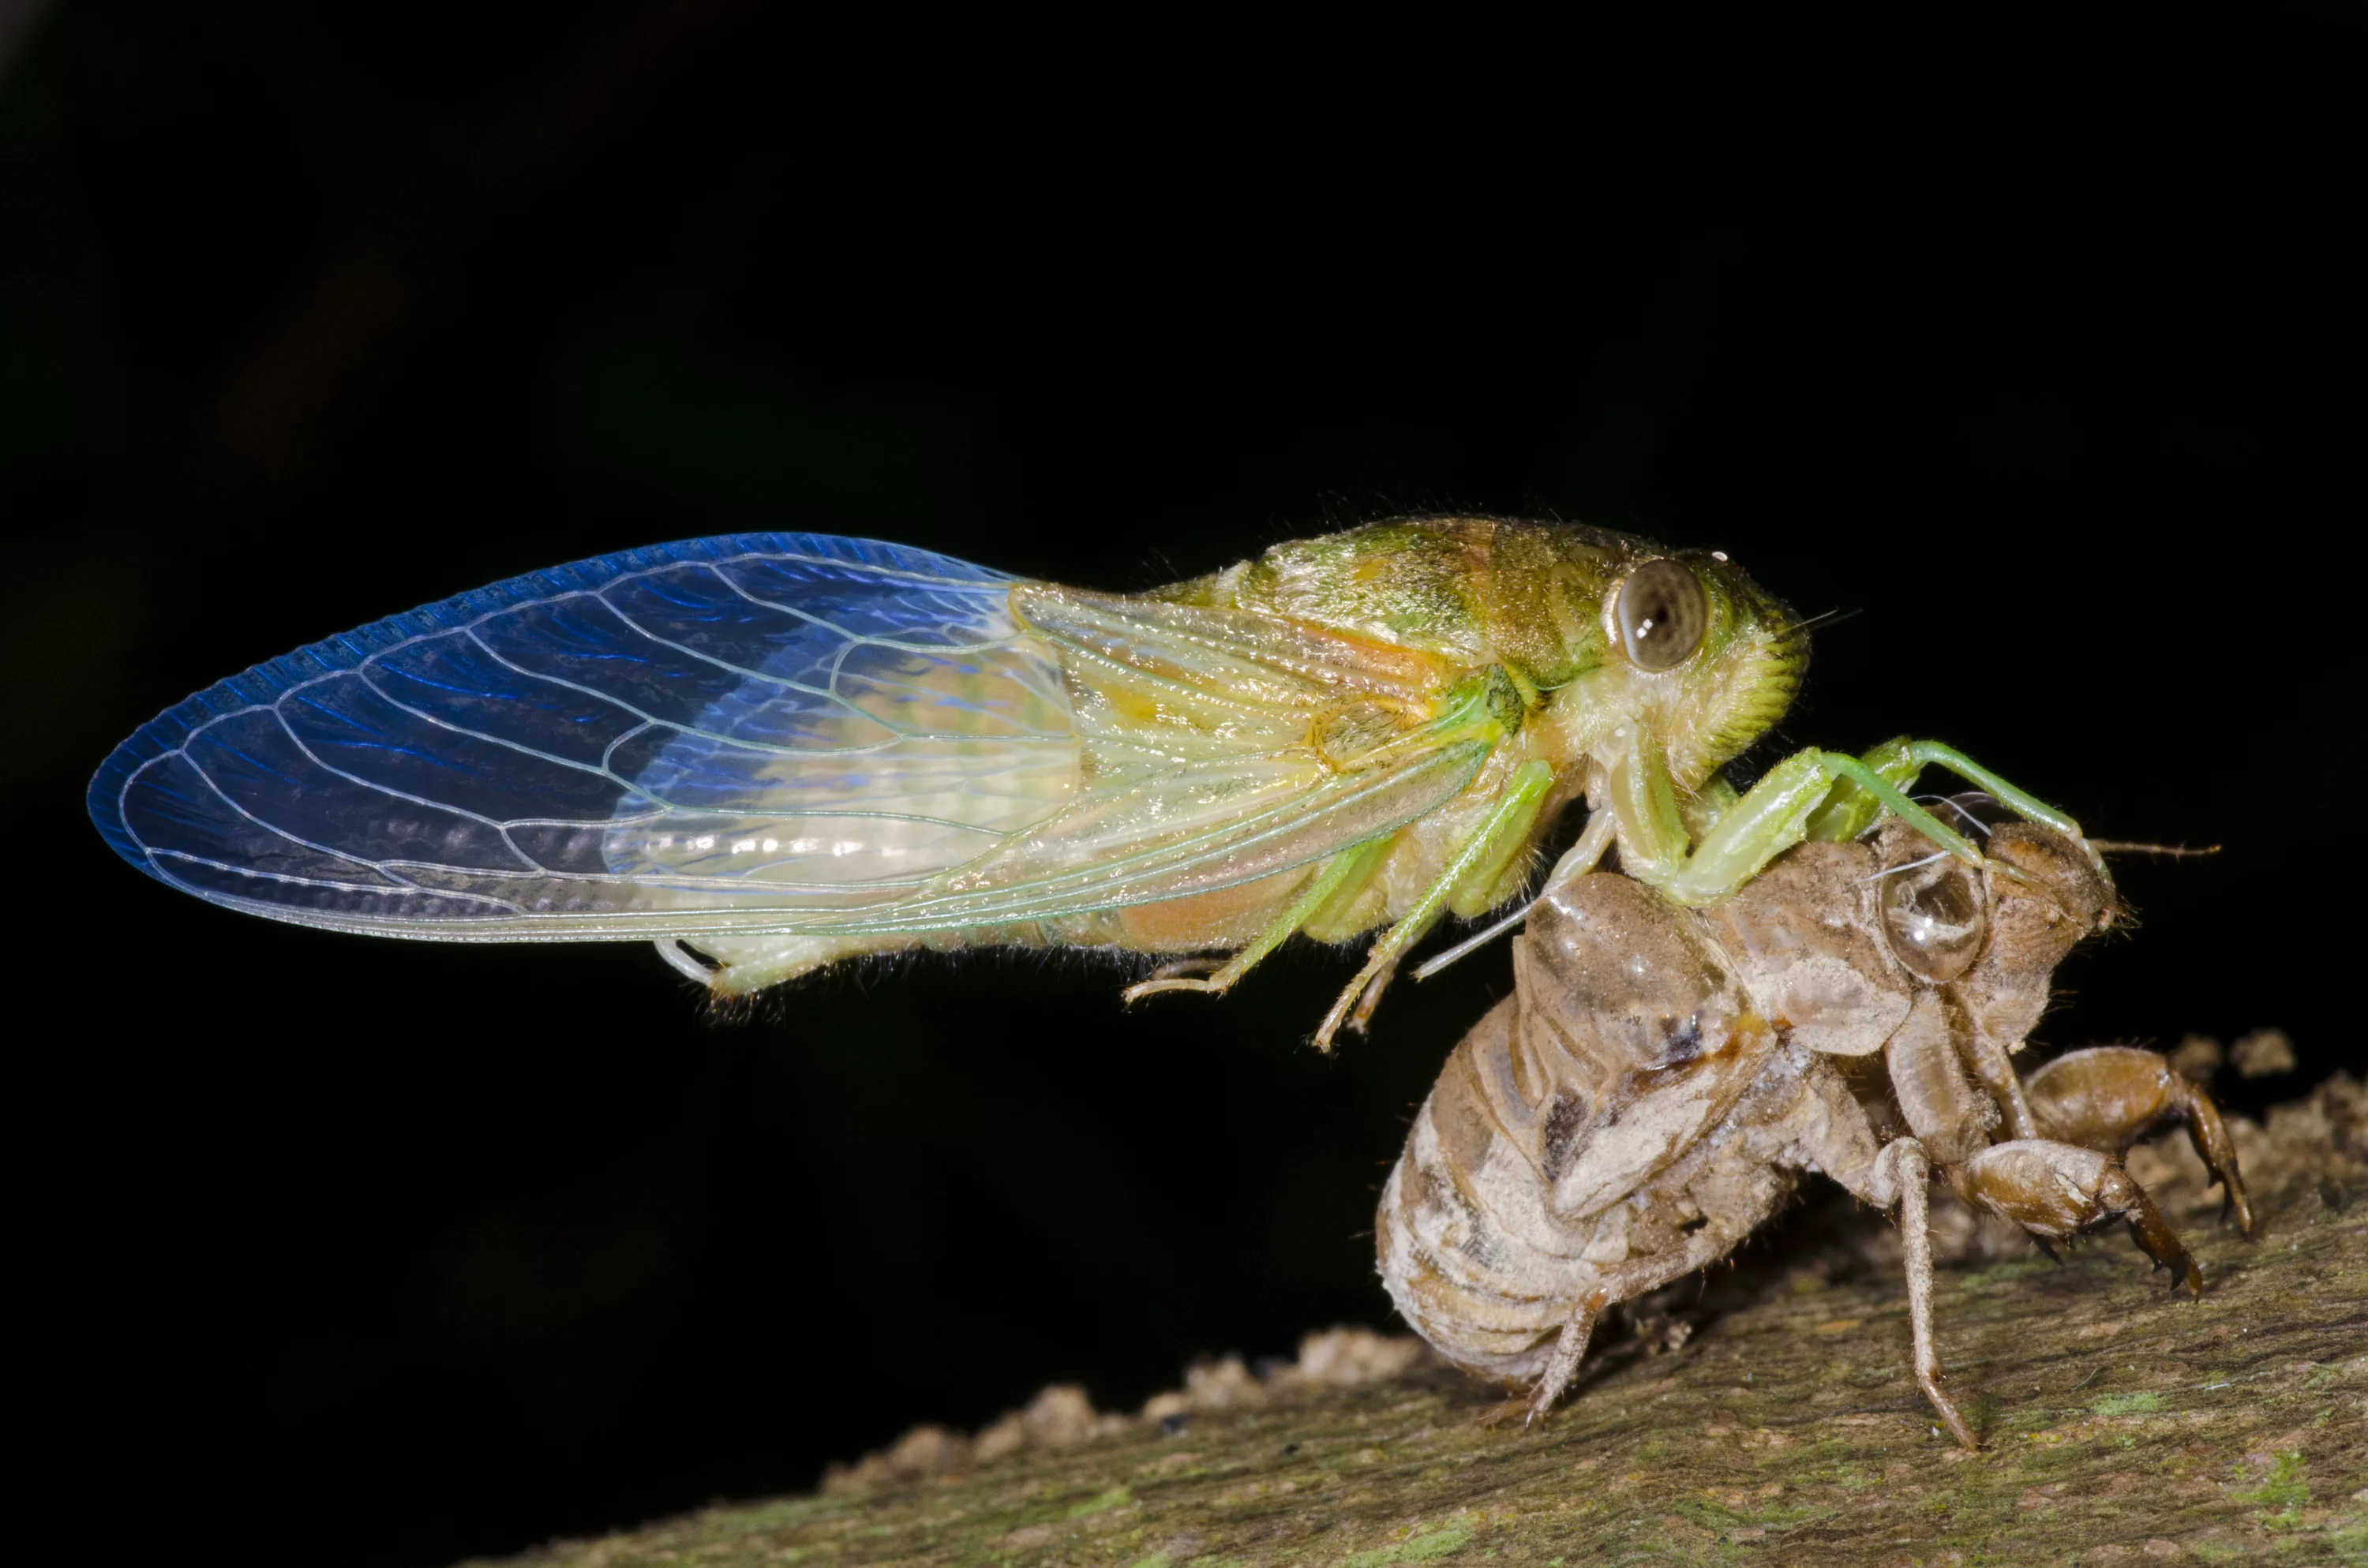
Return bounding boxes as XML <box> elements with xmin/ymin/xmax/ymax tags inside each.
<box><xmin>1949</xmin><ymin>1140</ymin><xmax>2202</xmax><ymax>1297</ymax></box>
<box><xmin>2022</xmin><ymin>1046</ymin><xmax>2254</xmax><ymax>1234</ymax></box>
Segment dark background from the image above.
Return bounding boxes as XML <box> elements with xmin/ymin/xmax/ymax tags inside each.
<box><xmin>3</xmin><ymin>6</ymin><xmax>2361</xmax><ymax>1565</ymax></box>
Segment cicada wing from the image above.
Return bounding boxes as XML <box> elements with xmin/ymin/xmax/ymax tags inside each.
<box><xmin>1012</xmin><ymin>586</ymin><xmax>1451</xmax><ymax>712</ymax></box>
<box><xmin>777</xmin><ymin>583</ymin><xmax>1473</xmax><ymax>933</ymax></box>
<box><xmin>92</xmin><ymin>533</ymin><xmax>1474</xmax><ymax>945</ymax></box>
<box><xmin>90</xmin><ymin>533</ymin><xmax>1072</xmax><ymax>937</ymax></box>
<box><xmin>787</xmin><ymin>736</ymin><xmax>1491</xmax><ymax>934</ymax></box>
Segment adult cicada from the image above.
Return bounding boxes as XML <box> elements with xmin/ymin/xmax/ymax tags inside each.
<box><xmin>1377</xmin><ymin>803</ymin><xmax>2250</xmax><ymax>1443</ymax></box>
<box><xmin>88</xmin><ymin>518</ymin><xmax>2074</xmax><ymax>1046</ymax></box>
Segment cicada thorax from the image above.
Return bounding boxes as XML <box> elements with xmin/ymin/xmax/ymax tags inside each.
<box><xmin>1212</xmin><ymin>518</ymin><xmax>1608</xmax><ymax>679</ymax></box>
<box><xmin>1691</xmin><ymin>840</ymin><xmax>1915</xmax><ymax>1057</ymax></box>
<box><xmin>1009</xmin><ymin>538</ymin><xmax>1612</xmax><ymax>964</ymax></box>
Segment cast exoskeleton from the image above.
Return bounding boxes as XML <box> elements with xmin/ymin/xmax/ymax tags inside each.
<box><xmin>1376</xmin><ymin>803</ymin><xmax>2249</xmax><ymax>1445</ymax></box>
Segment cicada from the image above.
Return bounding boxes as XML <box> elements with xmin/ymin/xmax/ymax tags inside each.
<box><xmin>1377</xmin><ymin>803</ymin><xmax>2250</xmax><ymax>1443</ymax></box>
<box><xmin>88</xmin><ymin>518</ymin><xmax>2077</xmax><ymax>1046</ymax></box>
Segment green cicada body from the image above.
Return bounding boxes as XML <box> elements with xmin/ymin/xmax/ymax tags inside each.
<box><xmin>91</xmin><ymin>516</ymin><xmax>2064</xmax><ymax>1045</ymax></box>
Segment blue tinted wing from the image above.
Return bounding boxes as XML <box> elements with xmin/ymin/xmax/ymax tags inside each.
<box><xmin>89</xmin><ymin>533</ymin><xmax>1080</xmax><ymax>939</ymax></box>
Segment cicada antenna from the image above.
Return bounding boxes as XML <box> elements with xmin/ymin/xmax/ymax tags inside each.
<box><xmin>1778</xmin><ymin>606</ymin><xmax>1862</xmax><ymax>638</ymax></box>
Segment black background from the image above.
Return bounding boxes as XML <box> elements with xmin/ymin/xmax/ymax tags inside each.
<box><xmin>4</xmin><ymin>6</ymin><xmax>2361</xmax><ymax>1566</ymax></box>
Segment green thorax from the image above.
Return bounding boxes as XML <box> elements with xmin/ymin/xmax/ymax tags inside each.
<box><xmin>1150</xmin><ymin>517</ymin><xmax>1651</xmax><ymax>689</ymax></box>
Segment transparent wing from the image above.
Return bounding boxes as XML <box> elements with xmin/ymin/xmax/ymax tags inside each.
<box><xmin>789</xmin><ymin>737</ymin><xmax>1489</xmax><ymax>936</ymax></box>
<box><xmin>92</xmin><ymin>534</ymin><xmax>1067</xmax><ymax>936</ymax></box>
<box><xmin>92</xmin><ymin>534</ymin><xmax>1474</xmax><ymax>943</ymax></box>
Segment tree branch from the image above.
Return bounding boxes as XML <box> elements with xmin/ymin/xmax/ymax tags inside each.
<box><xmin>484</xmin><ymin>1076</ymin><xmax>2368</xmax><ymax>1566</ymax></box>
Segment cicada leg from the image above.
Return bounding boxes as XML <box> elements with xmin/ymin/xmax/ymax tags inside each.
<box><xmin>1783</xmin><ymin>1065</ymin><xmax>1980</xmax><ymax>1447</ymax></box>
<box><xmin>2024</xmin><ymin>1046</ymin><xmax>2253</xmax><ymax>1233</ymax></box>
<box><xmin>1623</xmin><ymin>738</ymin><xmax>2086</xmax><ymax>908</ymax></box>
<box><xmin>1312</xmin><ymin>759</ymin><xmax>1557</xmax><ymax>1051</ymax></box>
<box><xmin>1877</xmin><ymin>1139</ymin><xmax>1981</xmax><ymax>1450</ymax></box>
<box><xmin>1526</xmin><ymin>1299</ymin><xmax>1604</xmax><ymax>1425</ymax></box>
<box><xmin>1521</xmin><ymin>1199</ymin><xmax>1783</xmax><ymax>1424</ymax></box>
<box><xmin>1806</xmin><ymin>739</ymin><xmax>2091</xmax><ymax>851</ymax></box>
<box><xmin>1410</xmin><ymin>806</ymin><xmax>1618</xmax><ymax>983</ymax></box>
<box><xmin>1139</xmin><ymin>956</ymin><xmax>1227</xmax><ymax>983</ymax></box>
<box><xmin>1958</xmin><ymin>1027</ymin><xmax>2040</xmax><ymax>1140</ymax></box>
<box><xmin>1122</xmin><ymin>835</ymin><xmax>1393</xmax><ymax>1003</ymax></box>
<box><xmin>1948</xmin><ymin>1139</ymin><xmax>2202</xmax><ymax>1297</ymax></box>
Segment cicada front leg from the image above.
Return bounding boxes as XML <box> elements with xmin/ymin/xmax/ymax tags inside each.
<box><xmin>1948</xmin><ymin>1139</ymin><xmax>2202</xmax><ymax>1297</ymax></box>
<box><xmin>2024</xmin><ymin>1046</ymin><xmax>2254</xmax><ymax>1233</ymax></box>
<box><xmin>1800</xmin><ymin>739</ymin><xmax>2088</xmax><ymax>848</ymax></box>
<box><xmin>1615</xmin><ymin>736</ymin><xmax>2091</xmax><ymax>909</ymax></box>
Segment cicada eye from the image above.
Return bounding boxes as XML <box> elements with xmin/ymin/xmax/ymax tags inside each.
<box><xmin>1879</xmin><ymin>855</ymin><xmax>1988</xmax><ymax>983</ymax></box>
<box><xmin>1613</xmin><ymin>559</ymin><xmax>1708</xmax><ymax>672</ymax></box>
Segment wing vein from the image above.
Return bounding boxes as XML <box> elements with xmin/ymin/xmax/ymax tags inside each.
<box><xmin>808</xmin><ymin>741</ymin><xmax>1486</xmax><ymax>932</ymax></box>
<box><xmin>149</xmin><ymin>849</ymin><xmax>530</xmax><ymax>914</ymax></box>
<box><xmin>352</xmin><ymin>664</ymin><xmax>648</xmax><ymax>781</ymax></box>
<box><xmin>702</xmin><ymin>563</ymin><xmax>1040</xmax><ymax>657</ymax></box>
<box><xmin>174</xmin><ymin>744</ymin><xmax>431</xmax><ymax>887</ymax></box>
<box><xmin>265</xmin><ymin>705</ymin><xmax>545</xmax><ymax>871</ymax></box>
<box><xmin>456</xmin><ymin>622</ymin><xmax>1051</xmax><ymax>750</ymax></box>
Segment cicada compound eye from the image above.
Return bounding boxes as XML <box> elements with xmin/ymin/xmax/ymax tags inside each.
<box><xmin>1613</xmin><ymin>559</ymin><xmax>1708</xmax><ymax>672</ymax></box>
<box><xmin>1879</xmin><ymin>854</ymin><xmax>1988</xmax><ymax>983</ymax></box>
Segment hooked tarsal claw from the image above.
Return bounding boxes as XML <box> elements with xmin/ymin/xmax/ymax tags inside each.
<box><xmin>2032</xmin><ymin>1235</ymin><xmax>2064</xmax><ymax>1266</ymax></box>
<box><xmin>2124</xmin><ymin>1205</ymin><xmax>2203</xmax><ymax>1299</ymax></box>
<box><xmin>2020</xmin><ymin>1046</ymin><xmax>2254</xmax><ymax>1237</ymax></box>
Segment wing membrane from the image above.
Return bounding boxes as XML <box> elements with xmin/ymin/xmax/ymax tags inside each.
<box><xmin>793</xmin><ymin>739</ymin><xmax>1489</xmax><ymax>934</ymax></box>
<box><xmin>92</xmin><ymin>533</ymin><xmax>1474</xmax><ymax>945</ymax></box>
<box><xmin>1014</xmin><ymin>587</ymin><xmax>1448</xmax><ymax>711</ymax></box>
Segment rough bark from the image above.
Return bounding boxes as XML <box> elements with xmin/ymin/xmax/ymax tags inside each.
<box><xmin>481</xmin><ymin>1079</ymin><xmax>2368</xmax><ymax>1566</ymax></box>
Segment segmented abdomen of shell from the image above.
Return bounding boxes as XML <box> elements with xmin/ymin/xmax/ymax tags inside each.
<box><xmin>1375</xmin><ymin>874</ymin><xmax>1777</xmax><ymax>1383</ymax></box>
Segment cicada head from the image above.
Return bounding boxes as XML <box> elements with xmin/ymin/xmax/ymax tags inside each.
<box><xmin>1527</xmin><ymin>539</ymin><xmax>1808</xmax><ymax>792</ymax></box>
<box><xmin>1209</xmin><ymin>518</ymin><xmax>1806</xmax><ymax>792</ymax></box>
<box><xmin>1647</xmin><ymin>552</ymin><xmax>1807</xmax><ymax>787</ymax></box>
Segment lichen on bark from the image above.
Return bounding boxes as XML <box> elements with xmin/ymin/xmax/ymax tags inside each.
<box><xmin>478</xmin><ymin>1078</ymin><xmax>2368</xmax><ymax>1566</ymax></box>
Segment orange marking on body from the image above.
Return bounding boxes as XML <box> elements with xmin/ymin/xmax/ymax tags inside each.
<box><xmin>1117</xmin><ymin>868</ymin><xmax>1307</xmax><ymax>950</ymax></box>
